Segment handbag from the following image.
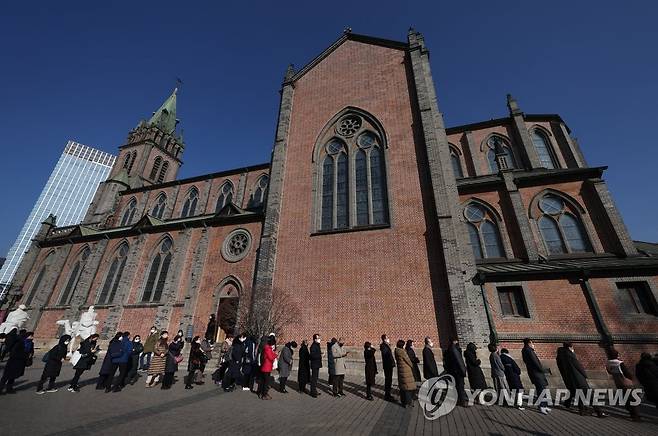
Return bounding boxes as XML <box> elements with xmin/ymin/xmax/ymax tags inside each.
<box><xmin>175</xmin><ymin>353</ymin><xmax>184</xmax><ymax>364</ymax></box>
<box><xmin>71</xmin><ymin>350</ymin><xmax>82</xmax><ymax>366</ymax></box>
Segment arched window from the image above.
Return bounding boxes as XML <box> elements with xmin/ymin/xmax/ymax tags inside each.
<box><xmin>450</xmin><ymin>146</ymin><xmax>464</xmax><ymax>178</ymax></box>
<box><xmin>464</xmin><ymin>203</ymin><xmax>504</xmax><ymax>259</ymax></box>
<box><xmin>58</xmin><ymin>247</ymin><xmax>91</xmax><ymax>305</ymax></box>
<box><xmin>537</xmin><ymin>194</ymin><xmax>591</xmax><ymax>255</ymax></box>
<box><xmin>151</xmin><ymin>193</ymin><xmax>167</xmax><ymax>219</ymax></box>
<box><xmin>181</xmin><ymin>187</ymin><xmax>198</xmax><ymax>218</ymax></box>
<box><xmin>97</xmin><ymin>243</ymin><xmax>129</xmax><ymax>304</ymax></box>
<box><xmin>316</xmin><ymin>112</ymin><xmax>390</xmax><ymax>232</ymax></box>
<box><xmin>120</xmin><ymin>198</ymin><xmax>138</xmax><ymax>226</ymax></box>
<box><xmin>485</xmin><ymin>136</ymin><xmax>516</xmax><ymax>173</ymax></box>
<box><xmin>123</xmin><ymin>151</ymin><xmax>137</xmax><ymax>174</ymax></box>
<box><xmin>24</xmin><ymin>251</ymin><xmax>54</xmax><ymax>306</ymax></box>
<box><xmin>158</xmin><ymin>161</ymin><xmax>169</xmax><ymax>183</ymax></box>
<box><xmin>247</xmin><ymin>175</ymin><xmax>269</xmax><ymax>209</ymax></box>
<box><xmin>215</xmin><ymin>182</ymin><xmax>234</xmax><ymax>213</ymax></box>
<box><xmin>531</xmin><ymin>130</ymin><xmax>558</xmax><ymax>169</ymax></box>
<box><xmin>149</xmin><ymin>156</ymin><xmax>162</xmax><ymax>180</ymax></box>
<box><xmin>142</xmin><ymin>237</ymin><xmax>173</xmax><ymax>303</ymax></box>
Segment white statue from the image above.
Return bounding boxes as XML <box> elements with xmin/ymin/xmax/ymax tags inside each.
<box><xmin>0</xmin><ymin>304</ymin><xmax>30</xmax><ymax>334</ymax></box>
<box><xmin>56</xmin><ymin>306</ymin><xmax>100</xmax><ymax>355</ymax></box>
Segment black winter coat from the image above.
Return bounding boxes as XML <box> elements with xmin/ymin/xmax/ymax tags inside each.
<box><xmin>229</xmin><ymin>340</ymin><xmax>245</xmax><ymax>378</ymax></box>
<box><xmin>99</xmin><ymin>339</ymin><xmax>122</xmax><ymax>375</ymax></box>
<box><xmin>310</xmin><ymin>342</ymin><xmax>322</xmax><ymax>369</ymax></box>
<box><xmin>43</xmin><ymin>337</ymin><xmax>69</xmax><ymax>378</ymax></box>
<box><xmin>2</xmin><ymin>335</ymin><xmax>27</xmax><ymax>380</ymax></box>
<box><xmin>380</xmin><ymin>342</ymin><xmax>395</xmax><ymax>370</ymax></box>
<box><xmin>556</xmin><ymin>346</ymin><xmax>588</xmax><ymax>390</ymax></box>
<box><xmin>464</xmin><ymin>346</ymin><xmax>487</xmax><ymax>390</ymax></box>
<box><xmin>73</xmin><ymin>338</ymin><xmax>98</xmax><ymax>371</ymax></box>
<box><xmin>364</xmin><ymin>347</ymin><xmax>378</xmax><ymax>385</ymax></box>
<box><xmin>406</xmin><ymin>347</ymin><xmax>421</xmax><ymax>382</ymax></box>
<box><xmin>297</xmin><ymin>343</ymin><xmax>310</xmax><ymax>385</ymax></box>
<box><xmin>422</xmin><ymin>346</ymin><xmax>439</xmax><ymax>379</ymax></box>
<box><xmin>635</xmin><ymin>356</ymin><xmax>658</xmax><ymax>404</ymax></box>
<box><xmin>165</xmin><ymin>341</ymin><xmax>184</xmax><ymax>373</ymax></box>
<box><xmin>500</xmin><ymin>353</ymin><xmax>523</xmax><ymax>390</ymax></box>
<box><xmin>443</xmin><ymin>344</ymin><xmax>466</xmax><ymax>379</ymax></box>
<box><xmin>522</xmin><ymin>345</ymin><xmax>547</xmax><ymax>386</ymax></box>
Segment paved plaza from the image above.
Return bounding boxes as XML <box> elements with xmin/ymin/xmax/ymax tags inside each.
<box><xmin>0</xmin><ymin>360</ymin><xmax>656</xmax><ymax>435</ymax></box>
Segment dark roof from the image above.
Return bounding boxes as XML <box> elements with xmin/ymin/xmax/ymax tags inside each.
<box><xmin>474</xmin><ymin>255</ymin><xmax>658</xmax><ymax>283</ymax></box>
<box><xmin>635</xmin><ymin>240</ymin><xmax>658</xmax><ymax>257</ymax></box>
<box><xmin>445</xmin><ymin>114</ymin><xmax>567</xmax><ymax>135</ymax></box>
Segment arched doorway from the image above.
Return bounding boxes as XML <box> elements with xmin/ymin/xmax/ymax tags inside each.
<box><xmin>214</xmin><ymin>278</ymin><xmax>241</xmax><ymax>343</ymax></box>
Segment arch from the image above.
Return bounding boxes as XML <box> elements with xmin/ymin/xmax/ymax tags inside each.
<box><xmin>149</xmin><ymin>156</ymin><xmax>163</xmax><ymax>180</ymax></box>
<box><xmin>482</xmin><ymin>133</ymin><xmax>517</xmax><ymax>173</ymax></box>
<box><xmin>461</xmin><ymin>199</ymin><xmax>506</xmax><ymax>260</ymax></box>
<box><xmin>528</xmin><ymin>188</ymin><xmax>587</xmax><ymax>219</ymax></box>
<box><xmin>247</xmin><ymin>174</ymin><xmax>269</xmax><ymax>209</ymax></box>
<box><xmin>158</xmin><ymin>161</ymin><xmax>169</xmax><ymax>183</ymax></box>
<box><xmin>97</xmin><ymin>241</ymin><xmax>129</xmax><ymax>305</ymax></box>
<box><xmin>449</xmin><ymin>144</ymin><xmax>464</xmax><ymax>178</ymax></box>
<box><xmin>212</xmin><ymin>275</ymin><xmax>243</xmax><ymax>340</ymax></box>
<box><xmin>126</xmin><ymin>151</ymin><xmax>137</xmax><ymax>174</ymax></box>
<box><xmin>180</xmin><ymin>186</ymin><xmax>199</xmax><ymax>218</ymax></box>
<box><xmin>120</xmin><ymin>197</ymin><xmax>138</xmax><ymax>226</ymax></box>
<box><xmin>24</xmin><ymin>250</ymin><xmax>55</xmax><ymax>306</ymax></box>
<box><xmin>151</xmin><ymin>192</ymin><xmax>167</xmax><ymax>219</ymax></box>
<box><xmin>530</xmin><ymin>128</ymin><xmax>559</xmax><ymax>169</ymax></box>
<box><xmin>141</xmin><ymin>236</ymin><xmax>173</xmax><ymax>303</ymax></box>
<box><xmin>215</xmin><ymin>180</ymin><xmax>235</xmax><ymax>213</ymax></box>
<box><xmin>214</xmin><ymin>275</ymin><xmax>243</xmax><ymax>299</ymax></box>
<box><xmin>57</xmin><ymin>245</ymin><xmax>91</xmax><ymax>306</ymax></box>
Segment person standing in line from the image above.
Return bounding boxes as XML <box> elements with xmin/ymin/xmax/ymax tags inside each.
<box><xmin>111</xmin><ymin>332</ymin><xmax>133</xmax><ymax>392</ymax></box>
<box><xmin>217</xmin><ymin>334</ymin><xmax>233</xmax><ymax>387</ymax></box>
<box><xmin>278</xmin><ymin>341</ymin><xmax>297</xmax><ymax>393</ymax></box>
<box><xmin>635</xmin><ymin>352</ymin><xmax>658</xmax><ymax>406</ymax></box>
<box><xmin>224</xmin><ymin>334</ymin><xmax>246</xmax><ymax>391</ymax></box>
<box><xmin>422</xmin><ymin>337</ymin><xmax>439</xmax><ymax>380</ymax></box>
<box><xmin>23</xmin><ymin>331</ymin><xmax>35</xmax><ymax>368</ymax></box>
<box><xmin>96</xmin><ymin>332</ymin><xmax>123</xmax><ymax>391</ymax></box>
<box><xmin>464</xmin><ymin>342</ymin><xmax>487</xmax><ymax>393</ymax></box>
<box><xmin>145</xmin><ymin>331</ymin><xmax>168</xmax><ymax>387</ymax></box>
<box><xmin>67</xmin><ymin>334</ymin><xmax>99</xmax><ymax>392</ymax></box>
<box><xmin>36</xmin><ymin>334</ymin><xmax>71</xmax><ymax>394</ymax></box>
<box><xmin>606</xmin><ymin>348</ymin><xmax>640</xmax><ymax>421</ymax></box>
<box><xmin>395</xmin><ymin>339</ymin><xmax>416</xmax><ymax>408</ymax></box>
<box><xmin>126</xmin><ymin>335</ymin><xmax>143</xmax><ymax>385</ymax></box>
<box><xmin>364</xmin><ymin>342</ymin><xmax>377</xmax><ymax>401</ymax></box>
<box><xmin>0</xmin><ymin>333</ymin><xmax>6</xmax><ymax>361</ymax></box>
<box><xmin>522</xmin><ymin>338</ymin><xmax>551</xmax><ymax>415</ymax></box>
<box><xmin>205</xmin><ymin>314</ymin><xmax>217</xmax><ymax>344</ymax></box>
<box><xmin>556</xmin><ymin>343</ymin><xmax>606</xmax><ymax>417</ymax></box>
<box><xmin>405</xmin><ymin>340</ymin><xmax>421</xmax><ymax>383</ymax></box>
<box><xmin>162</xmin><ymin>333</ymin><xmax>184</xmax><ymax>390</ymax></box>
<box><xmin>309</xmin><ymin>334</ymin><xmax>322</xmax><ymax>398</ymax></box>
<box><xmin>488</xmin><ymin>343</ymin><xmax>509</xmax><ymax>403</ymax></box>
<box><xmin>297</xmin><ymin>339</ymin><xmax>311</xmax><ymax>394</ymax></box>
<box><xmin>185</xmin><ymin>336</ymin><xmax>204</xmax><ymax>390</ymax></box>
<box><xmin>258</xmin><ymin>336</ymin><xmax>277</xmax><ymax>400</ymax></box>
<box><xmin>331</xmin><ymin>338</ymin><xmax>349</xmax><ymax>397</ymax></box>
<box><xmin>198</xmin><ymin>336</ymin><xmax>213</xmax><ymax>384</ymax></box>
<box><xmin>140</xmin><ymin>326</ymin><xmax>158</xmax><ymax>371</ymax></box>
<box><xmin>0</xmin><ymin>330</ymin><xmax>28</xmax><ymax>394</ymax></box>
<box><xmin>327</xmin><ymin>337</ymin><xmax>337</xmax><ymax>387</ymax></box>
<box><xmin>380</xmin><ymin>334</ymin><xmax>396</xmax><ymax>402</ymax></box>
<box><xmin>242</xmin><ymin>335</ymin><xmax>257</xmax><ymax>391</ymax></box>
<box><xmin>443</xmin><ymin>337</ymin><xmax>468</xmax><ymax>407</ymax></box>
<box><xmin>500</xmin><ymin>348</ymin><xmax>524</xmax><ymax>410</ymax></box>
<box><xmin>0</xmin><ymin>329</ymin><xmax>17</xmax><ymax>361</ymax></box>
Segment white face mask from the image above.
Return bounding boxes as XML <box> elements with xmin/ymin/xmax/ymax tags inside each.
<box><xmin>151</xmin><ymin>330</ymin><xmax>156</xmax><ymax>333</ymax></box>
<box><xmin>135</xmin><ymin>339</ymin><xmax>141</xmax><ymax>343</ymax></box>
<box><xmin>64</xmin><ymin>341</ymin><xmax>70</xmax><ymax>345</ymax></box>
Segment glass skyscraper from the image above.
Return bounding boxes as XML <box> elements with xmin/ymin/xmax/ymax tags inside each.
<box><xmin>0</xmin><ymin>141</ymin><xmax>116</xmax><ymax>292</ymax></box>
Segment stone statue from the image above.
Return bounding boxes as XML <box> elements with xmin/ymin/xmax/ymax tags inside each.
<box><xmin>0</xmin><ymin>304</ymin><xmax>30</xmax><ymax>334</ymax></box>
<box><xmin>56</xmin><ymin>306</ymin><xmax>100</xmax><ymax>355</ymax></box>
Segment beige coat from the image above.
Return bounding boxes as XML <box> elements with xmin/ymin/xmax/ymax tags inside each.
<box><xmin>395</xmin><ymin>347</ymin><xmax>417</xmax><ymax>391</ymax></box>
<box><xmin>331</xmin><ymin>343</ymin><xmax>348</xmax><ymax>376</ymax></box>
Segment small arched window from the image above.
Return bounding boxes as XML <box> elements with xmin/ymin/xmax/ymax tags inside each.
<box><xmin>319</xmin><ymin>139</ymin><xmax>349</xmax><ymax>229</ymax></box>
<box><xmin>464</xmin><ymin>203</ymin><xmax>504</xmax><ymax>259</ymax></box>
<box><xmin>152</xmin><ymin>193</ymin><xmax>167</xmax><ymax>219</ymax></box>
<box><xmin>485</xmin><ymin>136</ymin><xmax>516</xmax><ymax>173</ymax></box>
<box><xmin>58</xmin><ymin>247</ymin><xmax>91</xmax><ymax>305</ymax></box>
<box><xmin>215</xmin><ymin>182</ymin><xmax>234</xmax><ymax>213</ymax></box>
<box><xmin>158</xmin><ymin>161</ymin><xmax>169</xmax><ymax>183</ymax></box>
<box><xmin>142</xmin><ymin>237</ymin><xmax>173</xmax><ymax>303</ymax></box>
<box><xmin>450</xmin><ymin>146</ymin><xmax>464</xmax><ymax>178</ymax></box>
<box><xmin>531</xmin><ymin>130</ymin><xmax>559</xmax><ymax>169</ymax></box>
<box><xmin>181</xmin><ymin>188</ymin><xmax>199</xmax><ymax>218</ymax></box>
<box><xmin>24</xmin><ymin>251</ymin><xmax>54</xmax><ymax>306</ymax></box>
<box><xmin>120</xmin><ymin>198</ymin><xmax>138</xmax><ymax>226</ymax></box>
<box><xmin>124</xmin><ymin>151</ymin><xmax>137</xmax><ymax>174</ymax></box>
<box><xmin>149</xmin><ymin>156</ymin><xmax>163</xmax><ymax>180</ymax></box>
<box><xmin>537</xmin><ymin>194</ymin><xmax>591</xmax><ymax>255</ymax></box>
<box><xmin>247</xmin><ymin>175</ymin><xmax>269</xmax><ymax>209</ymax></box>
<box><xmin>97</xmin><ymin>243</ymin><xmax>129</xmax><ymax>304</ymax></box>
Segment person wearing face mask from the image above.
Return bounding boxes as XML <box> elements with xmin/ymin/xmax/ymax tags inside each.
<box><xmin>257</xmin><ymin>336</ymin><xmax>277</xmax><ymax>400</ymax></box>
<box><xmin>141</xmin><ymin>326</ymin><xmax>159</xmax><ymax>371</ymax></box>
<box><xmin>162</xmin><ymin>334</ymin><xmax>184</xmax><ymax>389</ymax></box>
<box><xmin>36</xmin><ymin>334</ymin><xmax>72</xmax><ymax>394</ymax></box>
<box><xmin>67</xmin><ymin>333</ymin><xmax>100</xmax><ymax>392</ymax></box>
<box><xmin>126</xmin><ymin>334</ymin><xmax>144</xmax><ymax>385</ymax></box>
<box><xmin>111</xmin><ymin>332</ymin><xmax>133</xmax><ymax>392</ymax></box>
<box><xmin>309</xmin><ymin>334</ymin><xmax>322</xmax><ymax>398</ymax></box>
<box><xmin>278</xmin><ymin>341</ymin><xmax>297</xmax><ymax>393</ymax></box>
<box><xmin>96</xmin><ymin>332</ymin><xmax>123</xmax><ymax>391</ymax></box>
<box><xmin>363</xmin><ymin>342</ymin><xmax>377</xmax><ymax>401</ymax></box>
<box><xmin>146</xmin><ymin>331</ymin><xmax>169</xmax><ymax>387</ymax></box>
<box><xmin>185</xmin><ymin>336</ymin><xmax>204</xmax><ymax>389</ymax></box>
<box><xmin>331</xmin><ymin>337</ymin><xmax>349</xmax><ymax>397</ymax></box>
<box><xmin>0</xmin><ymin>330</ymin><xmax>28</xmax><ymax>395</ymax></box>
<box><xmin>522</xmin><ymin>338</ymin><xmax>551</xmax><ymax>415</ymax></box>
<box><xmin>422</xmin><ymin>337</ymin><xmax>439</xmax><ymax>380</ymax></box>
<box><xmin>224</xmin><ymin>334</ymin><xmax>246</xmax><ymax>392</ymax></box>
<box><xmin>297</xmin><ymin>339</ymin><xmax>311</xmax><ymax>394</ymax></box>
<box><xmin>380</xmin><ymin>334</ymin><xmax>396</xmax><ymax>402</ymax></box>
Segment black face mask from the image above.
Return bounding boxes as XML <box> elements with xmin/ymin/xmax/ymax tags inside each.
<box><xmin>339</xmin><ymin>342</ymin><xmax>344</xmax><ymax>347</ymax></box>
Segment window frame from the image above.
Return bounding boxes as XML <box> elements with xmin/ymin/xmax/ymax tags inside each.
<box><xmin>535</xmin><ymin>194</ymin><xmax>592</xmax><ymax>256</ymax></box>
<box><xmin>463</xmin><ymin>202</ymin><xmax>507</xmax><ymax>261</ymax></box>
<box><xmin>616</xmin><ymin>281</ymin><xmax>658</xmax><ymax>316</ymax></box>
<box><xmin>530</xmin><ymin>128</ymin><xmax>559</xmax><ymax>169</ymax></box>
<box><xmin>496</xmin><ymin>285</ymin><xmax>530</xmax><ymax>318</ymax></box>
<box><xmin>141</xmin><ymin>237</ymin><xmax>173</xmax><ymax>303</ymax></box>
<box><xmin>57</xmin><ymin>246</ymin><xmax>91</xmax><ymax>306</ymax></box>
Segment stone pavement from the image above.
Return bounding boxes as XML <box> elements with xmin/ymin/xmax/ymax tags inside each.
<box><xmin>0</xmin><ymin>360</ymin><xmax>656</xmax><ymax>435</ymax></box>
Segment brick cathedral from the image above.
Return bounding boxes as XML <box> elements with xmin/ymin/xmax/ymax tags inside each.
<box><xmin>8</xmin><ymin>30</ymin><xmax>658</xmax><ymax>374</ymax></box>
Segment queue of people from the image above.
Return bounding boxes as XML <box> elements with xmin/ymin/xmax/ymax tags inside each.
<box><xmin>1</xmin><ymin>323</ymin><xmax>658</xmax><ymax>423</ymax></box>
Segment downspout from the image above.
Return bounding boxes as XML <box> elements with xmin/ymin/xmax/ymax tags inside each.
<box><xmin>577</xmin><ymin>269</ymin><xmax>613</xmax><ymax>347</ymax></box>
<box><xmin>474</xmin><ymin>273</ymin><xmax>498</xmax><ymax>345</ymax></box>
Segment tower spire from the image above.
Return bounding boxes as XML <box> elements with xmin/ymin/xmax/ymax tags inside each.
<box><xmin>148</xmin><ymin>88</ymin><xmax>179</xmax><ymax>134</ymax></box>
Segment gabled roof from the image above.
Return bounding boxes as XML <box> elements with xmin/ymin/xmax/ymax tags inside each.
<box><xmin>288</xmin><ymin>31</ymin><xmax>408</xmax><ymax>84</ymax></box>
<box><xmin>216</xmin><ymin>202</ymin><xmax>247</xmax><ymax>217</ymax></box>
<box><xmin>131</xmin><ymin>214</ymin><xmax>164</xmax><ymax>229</ymax></box>
<box><xmin>68</xmin><ymin>225</ymin><xmax>99</xmax><ymax>237</ymax></box>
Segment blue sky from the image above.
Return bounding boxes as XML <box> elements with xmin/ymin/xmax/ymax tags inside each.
<box><xmin>1</xmin><ymin>1</ymin><xmax>657</xmax><ymax>255</ymax></box>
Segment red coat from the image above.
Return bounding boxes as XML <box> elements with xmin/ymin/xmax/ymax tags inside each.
<box><xmin>260</xmin><ymin>345</ymin><xmax>278</xmax><ymax>373</ymax></box>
